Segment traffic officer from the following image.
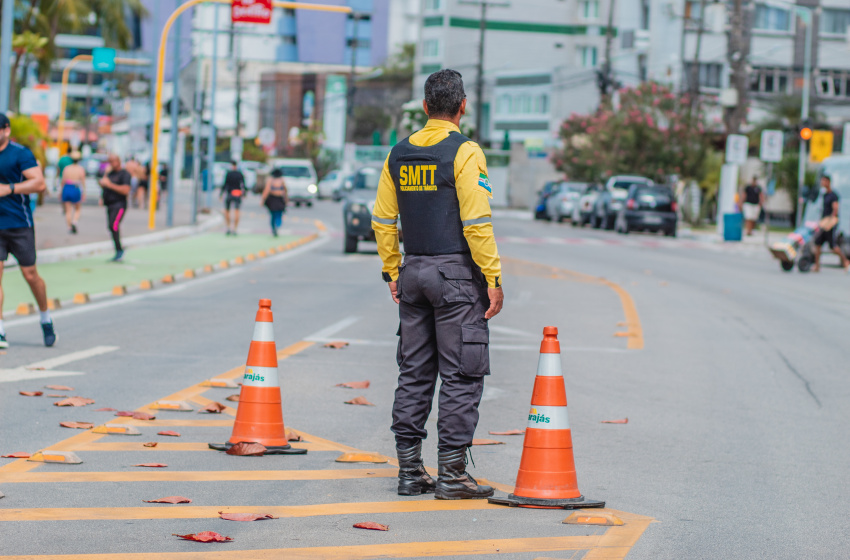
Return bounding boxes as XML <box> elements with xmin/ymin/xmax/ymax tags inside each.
<box><xmin>372</xmin><ymin>69</ymin><xmax>504</xmax><ymax>500</ymax></box>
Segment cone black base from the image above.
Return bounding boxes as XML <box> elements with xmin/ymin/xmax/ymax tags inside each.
<box><xmin>488</xmin><ymin>494</ymin><xmax>605</xmax><ymax>509</ymax></box>
<box><xmin>208</xmin><ymin>442</ymin><xmax>308</xmax><ymax>455</ymax></box>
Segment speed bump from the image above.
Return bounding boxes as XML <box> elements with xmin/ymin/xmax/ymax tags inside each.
<box><xmin>28</xmin><ymin>450</ymin><xmax>83</xmax><ymax>464</ymax></box>
<box><xmin>150</xmin><ymin>400</ymin><xmax>193</xmax><ymax>412</ymax></box>
<box><xmin>201</xmin><ymin>378</ymin><xmax>239</xmax><ymax>388</ymax></box>
<box><xmin>335</xmin><ymin>452</ymin><xmax>388</xmax><ymax>464</ymax></box>
<box><xmin>92</xmin><ymin>424</ymin><xmax>141</xmax><ymax>436</ymax></box>
<box><xmin>563</xmin><ymin>511</ymin><xmax>623</xmax><ymax>526</ymax></box>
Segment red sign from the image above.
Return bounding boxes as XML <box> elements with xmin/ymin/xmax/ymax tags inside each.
<box><xmin>231</xmin><ymin>0</ymin><xmax>272</xmax><ymax>24</ymax></box>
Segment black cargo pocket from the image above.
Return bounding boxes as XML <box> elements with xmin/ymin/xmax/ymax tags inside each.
<box><xmin>438</xmin><ymin>265</ymin><xmax>476</xmax><ymax>304</ymax></box>
<box><xmin>396</xmin><ymin>324</ymin><xmax>404</xmax><ymax>366</ymax></box>
<box><xmin>460</xmin><ymin>324</ymin><xmax>490</xmax><ymax>377</ymax></box>
<box><xmin>396</xmin><ymin>264</ymin><xmax>406</xmax><ymax>302</ymax></box>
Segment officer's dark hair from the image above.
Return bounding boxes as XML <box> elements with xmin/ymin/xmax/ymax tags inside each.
<box><xmin>424</xmin><ymin>69</ymin><xmax>466</xmax><ymax>119</ymax></box>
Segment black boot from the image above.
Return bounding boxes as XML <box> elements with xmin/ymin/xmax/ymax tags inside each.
<box><xmin>397</xmin><ymin>442</ymin><xmax>436</xmax><ymax>496</ymax></box>
<box><xmin>435</xmin><ymin>448</ymin><xmax>494</xmax><ymax>500</ymax></box>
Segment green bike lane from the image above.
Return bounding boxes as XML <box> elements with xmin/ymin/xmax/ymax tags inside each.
<box><xmin>2</xmin><ymin>232</ymin><xmax>307</xmax><ymax>314</ymax></box>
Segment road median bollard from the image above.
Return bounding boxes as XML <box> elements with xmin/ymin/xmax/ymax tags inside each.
<box><xmin>112</xmin><ymin>286</ymin><xmax>127</xmax><ymax>296</ymax></box>
<box><xmin>139</xmin><ymin>280</ymin><xmax>154</xmax><ymax>290</ymax></box>
<box><xmin>73</xmin><ymin>293</ymin><xmax>90</xmax><ymax>305</ymax></box>
<box><xmin>15</xmin><ymin>303</ymin><xmax>34</xmax><ymax>315</ymax></box>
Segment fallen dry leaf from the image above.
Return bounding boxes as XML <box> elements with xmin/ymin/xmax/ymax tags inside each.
<box><xmin>285</xmin><ymin>429</ymin><xmax>301</xmax><ymax>442</ymax></box>
<box><xmin>488</xmin><ymin>429</ymin><xmax>525</xmax><ymax>436</ymax></box>
<box><xmin>218</xmin><ymin>512</ymin><xmax>277</xmax><ymax>521</ymax></box>
<box><xmin>115</xmin><ymin>411</ymin><xmax>155</xmax><ymax>420</ymax></box>
<box><xmin>157</xmin><ymin>431</ymin><xmax>181</xmax><ymax>437</ymax></box>
<box><xmin>344</xmin><ymin>396</ymin><xmax>374</xmax><ymax>406</ymax></box>
<box><xmin>134</xmin><ymin>463</ymin><xmax>168</xmax><ymax>468</ymax></box>
<box><xmin>54</xmin><ymin>397</ymin><xmax>95</xmax><ymax>407</ymax></box>
<box><xmin>143</xmin><ymin>442</ymin><xmax>158</xmax><ymax>448</ymax></box>
<box><xmin>226</xmin><ymin>442</ymin><xmax>266</xmax><ymax>456</ymax></box>
<box><xmin>26</xmin><ymin>366</ymin><xmax>45</xmax><ymax>370</ymax></box>
<box><xmin>600</xmin><ymin>418</ymin><xmax>629</xmax><ymax>424</ymax></box>
<box><xmin>94</xmin><ymin>407</ymin><xmax>117</xmax><ymax>412</ymax></box>
<box><xmin>46</xmin><ymin>394</ymin><xmax>68</xmax><ymax>398</ymax></box>
<box><xmin>2</xmin><ymin>452</ymin><xmax>31</xmax><ymax>458</ymax></box>
<box><xmin>353</xmin><ymin>522</ymin><xmax>389</xmax><ymax>531</ymax></box>
<box><xmin>225</xmin><ymin>394</ymin><xmax>239</xmax><ymax>402</ymax></box>
<box><xmin>200</xmin><ymin>401</ymin><xmax>226</xmax><ymax>413</ymax></box>
<box><xmin>335</xmin><ymin>381</ymin><xmax>370</xmax><ymax>389</ymax></box>
<box><xmin>59</xmin><ymin>422</ymin><xmax>94</xmax><ymax>429</ymax></box>
<box><xmin>173</xmin><ymin>532</ymin><xmax>232</xmax><ymax>543</ymax></box>
<box><xmin>324</xmin><ymin>341</ymin><xmax>349</xmax><ymax>349</ymax></box>
<box><xmin>144</xmin><ymin>496</ymin><xmax>191</xmax><ymax>504</ymax></box>
<box><xmin>45</xmin><ymin>385</ymin><xmax>74</xmax><ymax>391</ymax></box>
<box><xmin>115</xmin><ymin>411</ymin><xmax>134</xmax><ymax>417</ymax></box>
<box><xmin>19</xmin><ymin>391</ymin><xmax>43</xmax><ymax>397</ymax></box>
<box><xmin>472</xmin><ymin>439</ymin><xmax>505</xmax><ymax>445</ymax></box>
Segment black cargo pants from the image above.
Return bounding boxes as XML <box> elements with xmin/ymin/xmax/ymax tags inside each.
<box><xmin>391</xmin><ymin>253</ymin><xmax>490</xmax><ymax>452</ymax></box>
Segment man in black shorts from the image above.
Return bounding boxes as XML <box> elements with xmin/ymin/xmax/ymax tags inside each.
<box><xmin>813</xmin><ymin>175</ymin><xmax>849</xmax><ymax>273</ymax></box>
<box><xmin>220</xmin><ymin>161</ymin><xmax>246</xmax><ymax>235</ymax></box>
<box><xmin>0</xmin><ymin>113</ymin><xmax>56</xmax><ymax>348</ymax></box>
<box><xmin>99</xmin><ymin>154</ymin><xmax>132</xmax><ymax>261</ymax></box>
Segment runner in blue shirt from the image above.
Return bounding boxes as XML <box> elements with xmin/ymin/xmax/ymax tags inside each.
<box><xmin>0</xmin><ymin>113</ymin><xmax>56</xmax><ymax>348</ymax></box>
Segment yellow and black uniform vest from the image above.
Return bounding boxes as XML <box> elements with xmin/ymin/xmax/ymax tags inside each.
<box><xmin>387</xmin><ymin>132</ymin><xmax>471</xmax><ymax>256</ymax></box>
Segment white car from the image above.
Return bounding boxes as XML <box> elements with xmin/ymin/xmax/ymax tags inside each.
<box><xmin>571</xmin><ymin>183</ymin><xmax>603</xmax><ymax>227</ymax></box>
<box><xmin>545</xmin><ymin>182</ymin><xmax>590</xmax><ymax>222</ymax></box>
<box><xmin>267</xmin><ymin>158</ymin><xmax>318</xmax><ymax>207</ymax></box>
<box><xmin>317</xmin><ymin>169</ymin><xmax>345</xmax><ymax>200</ymax></box>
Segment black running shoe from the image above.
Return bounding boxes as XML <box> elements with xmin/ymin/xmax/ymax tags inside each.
<box><xmin>41</xmin><ymin>322</ymin><xmax>56</xmax><ymax>347</ymax></box>
<box><xmin>0</xmin><ymin>333</ymin><xmax>8</xmax><ymax>349</ymax></box>
<box><xmin>70</xmin><ymin>224</ymin><xmax>77</xmax><ymax>234</ymax></box>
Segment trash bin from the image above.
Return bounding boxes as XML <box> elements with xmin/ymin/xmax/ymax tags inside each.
<box><xmin>723</xmin><ymin>213</ymin><xmax>743</xmax><ymax>242</ymax></box>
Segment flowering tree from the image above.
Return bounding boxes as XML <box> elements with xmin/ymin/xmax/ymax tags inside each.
<box><xmin>555</xmin><ymin>82</ymin><xmax>711</xmax><ymax>183</ymax></box>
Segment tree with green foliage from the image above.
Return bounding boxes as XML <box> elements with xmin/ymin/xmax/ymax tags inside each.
<box><xmin>554</xmin><ymin>82</ymin><xmax>712</xmax><ymax>183</ymax></box>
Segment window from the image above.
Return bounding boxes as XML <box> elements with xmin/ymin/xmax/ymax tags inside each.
<box><xmin>821</xmin><ymin>9</ymin><xmax>850</xmax><ymax>36</ymax></box>
<box><xmin>640</xmin><ymin>0</ymin><xmax>650</xmax><ymax>30</ymax></box>
<box><xmin>537</xmin><ymin>94</ymin><xmax>549</xmax><ymax>114</ymax></box>
<box><xmin>424</xmin><ymin>0</ymin><xmax>441</xmax><ymax>10</ymax></box>
<box><xmin>754</xmin><ymin>4</ymin><xmax>791</xmax><ymax>32</ymax></box>
<box><xmin>578</xmin><ymin>46</ymin><xmax>597</xmax><ymax>68</ymax></box>
<box><xmin>816</xmin><ymin>70</ymin><xmax>850</xmax><ymax>98</ymax></box>
<box><xmin>748</xmin><ymin>67</ymin><xmax>792</xmax><ymax>95</ymax></box>
<box><xmin>684</xmin><ymin>62</ymin><xmax>723</xmax><ymax>89</ymax></box>
<box><xmin>421</xmin><ymin>38</ymin><xmax>439</xmax><ymax>58</ymax></box>
<box><xmin>638</xmin><ymin>54</ymin><xmax>648</xmax><ymax>82</ymax></box>
<box><xmin>579</xmin><ymin>0</ymin><xmax>598</xmax><ymax>20</ymax></box>
<box><xmin>497</xmin><ymin>94</ymin><xmax>511</xmax><ymax>114</ymax></box>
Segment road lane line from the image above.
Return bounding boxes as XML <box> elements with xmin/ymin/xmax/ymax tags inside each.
<box><xmin>304</xmin><ymin>316</ymin><xmax>361</xmax><ymax>341</ymax></box>
<box><xmin>73</xmin><ymin>440</ymin><xmax>341</xmax><ymax>452</ymax></box>
<box><xmin>0</xmin><ymin>346</ymin><xmax>119</xmax><ymax>383</ymax></box>
<box><xmin>0</xmin><ymin>498</ymin><xmax>506</xmax><ymax>521</ymax></box>
<box><xmin>111</xmin><ymin>419</ymin><xmax>234</xmax><ymax>427</ymax></box>
<box><xmin>0</xmin><ymin>368</ymin><xmax>86</xmax><ymax>383</ymax></box>
<box><xmin>0</xmin><ymin>468</ymin><xmax>398</xmax><ymax>484</ymax></box>
<box><xmin>22</xmin><ymin>346</ymin><xmax>120</xmax><ymax>370</ymax></box>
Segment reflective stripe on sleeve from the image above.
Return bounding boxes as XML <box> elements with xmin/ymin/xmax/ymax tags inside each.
<box><xmin>371</xmin><ymin>216</ymin><xmax>398</xmax><ymax>225</ymax></box>
<box><xmin>461</xmin><ymin>216</ymin><xmax>492</xmax><ymax>227</ymax></box>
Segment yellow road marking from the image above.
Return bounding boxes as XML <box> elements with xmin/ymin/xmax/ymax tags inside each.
<box><xmin>0</xmin><ymin>459</ymin><xmax>41</xmax><ymax>473</ymax></box>
<box><xmin>503</xmin><ymin>257</ymin><xmax>644</xmax><ymax>350</ymax></box>
<box><xmin>0</xmin><ymin>498</ymin><xmax>504</xmax><ymax>522</ymax></box>
<box><xmin>73</xmin><ymin>441</ymin><xmax>340</xmax><ymax>452</ymax></box>
<box><xmin>112</xmin><ymin>419</ymin><xmax>234</xmax><ymax>427</ymax></box>
<box><xmin>188</xmin><ymin>395</ymin><xmax>237</xmax><ymax>416</ymax></box>
<box><xmin>0</xmin><ymin>468</ymin><xmax>398</xmax><ymax>484</ymax></box>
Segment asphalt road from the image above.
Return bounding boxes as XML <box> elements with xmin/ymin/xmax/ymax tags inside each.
<box><xmin>1</xmin><ymin>200</ymin><xmax>848</xmax><ymax>559</ymax></box>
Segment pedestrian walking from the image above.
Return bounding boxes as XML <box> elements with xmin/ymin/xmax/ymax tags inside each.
<box><xmin>813</xmin><ymin>175</ymin><xmax>849</xmax><ymax>273</ymax></box>
<box><xmin>135</xmin><ymin>161</ymin><xmax>150</xmax><ymax>210</ymax></box>
<box><xmin>220</xmin><ymin>161</ymin><xmax>246</xmax><ymax>235</ymax></box>
<box><xmin>261</xmin><ymin>168</ymin><xmax>288</xmax><ymax>237</ymax></box>
<box><xmin>0</xmin><ymin>113</ymin><xmax>56</xmax><ymax>348</ymax></box>
<box><xmin>60</xmin><ymin>150</ymin><xmax>86</xmax><ymax>234</ymax></box>
<box><xmin>99</xmin><ymin>154</ymin><xmax>131</xmax><ymax>262</ymax></box>
<box><xmin>741</xmin><ymin>177</ymin><xmax>765</xmax><ymax>236</ymax></box>
<box><xmin>371</xmin><ymin>69</ymin><xmax>504</xmax><ymax>500</ymax></box>
<box><xmin>157</xmin><ymin>162</ymin><xmax>168</xmax><ymax>210</ymax></box>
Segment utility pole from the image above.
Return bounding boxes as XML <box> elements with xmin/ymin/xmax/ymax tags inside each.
<box><xmin>191</xmin><ymin>61</ymin><xmax>207</xmax><ymax>225</ymax></box>
<box><xmin>231</xmin><ymin>17</ymin><xmax>244</xmax><ymax>138</ymax></box>
<box><xmin>723</xmin><ymin>0</ymin><xmax>751</xmax><ymax>134</ymax></box>
<box><xmin>458</xmin><ymin>0</ymin><xmax>508</xmax><ymax>143</ymax></box>
<box><xmin>599</xmin><ymin>0</ymin><xmax>617</xmax><ymax>99</ymax></box>
<box><xmin>688</xmin><ymin>0</ymin><xmax>708</xmax><ymax>110</ymax></box>
<box><xmin>795</xmin><ymin>5</ymin><xmax>813</xmax><ymax>227</ymax></box>
<box><xmin>346</xmin><ymin>12</ymin><xmax>361</xmax><ymax>144</ymax></box>
<box><xmin>205</xmin><ymin>3</ymin><xmax>220</xmax><ymax>210</ymax></box>
<box><xmin>0</xmin><ymin>0</ymin><xmax>13</xmax><ymax>113</ymax></box>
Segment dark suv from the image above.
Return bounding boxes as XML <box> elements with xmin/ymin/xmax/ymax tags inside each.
<box><xmin>614</xmin><ymin>184</ymin><xmax>678</xmax><ymax>236</ymax></box>
<box><xmin>343</xmin><ymin>167</ymin><xmax>387</xmax><ymax>253</ymax></box>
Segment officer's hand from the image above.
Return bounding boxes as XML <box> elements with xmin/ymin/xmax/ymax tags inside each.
<box><xmin>388</xmin><ymin>281</ymin><xmax>400</xmax><ymax>304</ymax></box>
<box><xmin>485</xmin><ymin>287</ymin><xmax>504</xmax><ymax>319</ymax></box>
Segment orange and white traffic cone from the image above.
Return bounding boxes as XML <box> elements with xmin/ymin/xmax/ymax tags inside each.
<box><xmin>489</xmin><ymin>326</ymin><xmax>603</xmax><ymax>509</ymax></box>
<box><xmin>209</xmin><ymin>299</ymin><xmax>306</xmax><ymax>455</ymax></box>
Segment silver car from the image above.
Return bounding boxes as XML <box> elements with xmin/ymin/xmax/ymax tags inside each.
<box><xmin>545</xmin><ymin>182</ymin><xmax>590</xmax><ymax>222</ymax></box>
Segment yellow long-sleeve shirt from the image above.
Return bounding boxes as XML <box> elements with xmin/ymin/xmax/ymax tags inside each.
<box><xmin>371</xmin><ymin>119</ymin><xmax>502</xmax><ymax>288</ymax></box>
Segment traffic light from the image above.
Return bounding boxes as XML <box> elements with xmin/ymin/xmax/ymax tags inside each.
<box><xmin>799</xmin><ymin>118</ymin><xmax>813</xmax><ymax>141</ymax></box>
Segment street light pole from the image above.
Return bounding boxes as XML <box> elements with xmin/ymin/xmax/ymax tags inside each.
<box><xmin>796</xmin><ymin>6</ymin><xmax>812</xmax><ymax>227</ymax></box>
<box><xmin>167</xmin><ymin>0</ymin><xmax>183</xmax><ymax>228</ymax></box>
<box><xmin>0</xmin><ymin>0</ymin><xmax>13</xmax><ymax>113</ymax></box>
<box><xmin>206</xmin><ymin>3</ymin><xmax>220</xmax><ymax>210</ymax></box>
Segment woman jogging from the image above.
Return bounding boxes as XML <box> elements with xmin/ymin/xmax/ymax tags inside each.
<box><xmin>261</xmin><ymin>168</ymin><xmax>288</xmax><ymax>237</ymax></box>
<box><xmin>60</xmin><ymin>151</ymin><xmax>86</xmax><ymax>234</ymax></box>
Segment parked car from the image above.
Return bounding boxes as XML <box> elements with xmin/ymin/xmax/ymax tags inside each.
<box><xmin>545</xmin><ymin>182</ymin><xmax>590</xmax><ymax>222</ymax></box>
<box><xmin>317</xmin><ymin>169</ymin><xmax>345</xmax><ymax>199</ymax></box>
<box><xmin>533</xmin><ymin>181</ymin><xmax>561</xmax><ymax>220</ymax></box>
<box><xmin>239</xmin><ymin>161</ymin><xmax>262</xmax><ymax>193</ymax></box>
<box><xmin>343</xmin><ymin>166</ymin><xmax>393</xmax><ymax>253</ymax></box>
<box><xmin>332</xmin><ymin>174</ymin><xmax>355</xmax><ymax>201</ymax></box>
<box><xmin>614</xmin><ymin>184</ymin><xmax>678</xmax><ymax>236</ymax></box>
<box><xmin>592</xmin><ymin>175</ymin><xmax>655</xmax><ymax>230</ymax></box>
<box><xmin>267</xmin><ymin>158</ymin><xmax>318</xmax><ymax>207</ymax></box>
<box><xmin>571</xmin><ymin>183</ymin><xmax>603</xmax><ymax>227</ymax></box>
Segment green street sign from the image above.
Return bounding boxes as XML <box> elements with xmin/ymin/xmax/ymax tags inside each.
<box><xmin>92</xmin><ymin>48</ymin><xmax>116</xmax><ymax>72</ymax></box>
